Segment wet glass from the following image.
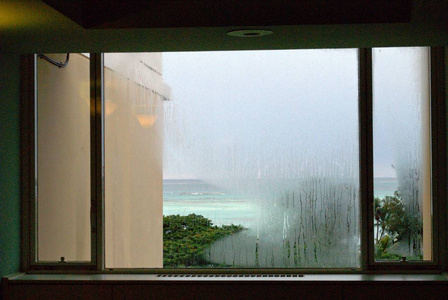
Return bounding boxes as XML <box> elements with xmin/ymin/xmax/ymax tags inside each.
<box><xmin>105</xmin><ymin>49</ymin><xmax>360</xmax><ymax>268</ymax></box>
<box><xmin>372</xmin><ymin>47</ymin><xmax>432</xmax><ymax>262</ymax></box>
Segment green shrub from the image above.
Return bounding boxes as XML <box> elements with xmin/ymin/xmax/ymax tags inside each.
<box><xmin>163</xmin><ymin>214</ymin><xmax>244</xmax><ymax>267</ymax></box>
<box><xmin>374</xmin><ymin>191</ymin><xmax>422</xmax><ymax>260</ymax></box>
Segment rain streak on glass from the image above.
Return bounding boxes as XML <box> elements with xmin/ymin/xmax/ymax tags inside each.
<box><xmin>163</xmin><ymin>49</ymin><xmax>360</xmax><ymax>268</ymax></box>
<box><xmin>104</xmin><ymin>50</ymin><xmax>360</xmax><ymax>268</ymax></box>
<box><xmin>372</xmin><ymin>47</ymin><xmax>431</xmax><ymax>262</ymax></box>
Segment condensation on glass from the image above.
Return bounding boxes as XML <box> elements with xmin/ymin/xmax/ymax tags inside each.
<box><xmin>372</xmin><ymin>47</ymin><xmax>431</xmax><ymax>262</ymax></box>
<box><xmin>36</xmin><ymin>53</ymin><xmax>91</xmax><ymax>262</ymax></box>
<box><xmin>105</xmin><ymin>50</ymin><xmax>360</xmax><ymax>268</ymax></box>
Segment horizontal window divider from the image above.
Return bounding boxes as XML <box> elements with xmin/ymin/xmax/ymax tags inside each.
<box><xmin>26</xmin><ymin>265</ymin><xmax>99</xmax><ymax>271</ymax></box>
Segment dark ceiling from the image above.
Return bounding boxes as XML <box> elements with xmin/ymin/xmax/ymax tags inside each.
<box><xmin>42</xmin><ymin>0</ymin><xmax>413</xmax><ymax>29</ymax></box>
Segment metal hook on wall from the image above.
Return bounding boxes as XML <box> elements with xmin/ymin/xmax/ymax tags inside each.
<box><xmin>37</xmin><ymin>53</ymin><xmax>70</xmax><ymax>68</ymax></box>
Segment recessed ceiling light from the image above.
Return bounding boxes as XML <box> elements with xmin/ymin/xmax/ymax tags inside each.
<box><xmin>226</xmin><ymin>29</ymin><xmax>273</xmax><ymax>38</ymax></box>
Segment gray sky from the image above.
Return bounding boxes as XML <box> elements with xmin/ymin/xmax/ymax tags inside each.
<box><xmin>161</xmin><ymin>48</ymin><xmax>429</xmax><ymax>180</ymax></box>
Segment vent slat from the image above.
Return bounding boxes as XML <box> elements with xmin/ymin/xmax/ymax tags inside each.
<box><xmin>156</xmin><ymin>274</ymin><xmax>304</xmax><ymax>278</ymax></box>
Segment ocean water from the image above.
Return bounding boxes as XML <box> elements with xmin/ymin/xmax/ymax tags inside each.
<box><xmin>373</xmin><ymin>177</ymin><xmax>399</xmax><ymax>199</ymax></box>
<box><xmin>163</xmin><ymin>179</ymin><xmax>257</xmax><ymax>226</ymax></box>
<box><xmin>163</xmin><ymin>178</ymin><xmax>398</xmax><ymax>227</ymax></box>
<box><xmin>164</xmin><ymin>178</ymin><xmax>400</xmax><ymax>267</ymax></box>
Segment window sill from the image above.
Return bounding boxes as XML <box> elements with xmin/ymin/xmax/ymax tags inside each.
<box><xmin>4</xmin><ymin>273</ymin><xmax>448</xmax><ymax>300</ymax></box>
<box><xmin>4</xmin><ymin>272</ymin><xmax>448</xmax><ymax>282</ymax></box>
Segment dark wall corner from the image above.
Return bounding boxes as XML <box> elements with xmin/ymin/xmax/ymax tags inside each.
<box><xmin>0</xmin><ymin>54</ymin><xmax>22</xmax><ymax>299</ymax></box>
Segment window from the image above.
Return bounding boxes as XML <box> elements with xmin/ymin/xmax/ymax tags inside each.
<box><xmin>104</xmin><ymin>50</ymin><xmax>360</xmax><ymax>269</ymax></box>
<box><xmin>372</xmin><ymin>48</ymin><xmax>432</xmax><ymax>262</ymax></box>
<box><xmin>21</xmin><ymin>47</ymin><xmax>446</xmax><ymax>272</ymax></box>
<box><xmin>35</xmin><ymin>54</ymin><xmax>91</xmax><ymax>263</ymax></box>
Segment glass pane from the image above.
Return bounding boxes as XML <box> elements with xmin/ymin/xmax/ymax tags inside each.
<box><xmin>37</xmin><ymin>53</ymin><xmax>91</xmax><ymax>262</ymax></box>
<box><xmin>104</xmin><ymin>53</ymin><xmax>166</xmax><ymax>268</ymax></box>
<box><xmin>105</xmin><ymin>50</ymin><xmax>360</xmax><ymax>268</ymax></box>
<box><xmin>373</xmin><ymin>47</ymin><xmax>431</xmax><ymax>262</ymax></box>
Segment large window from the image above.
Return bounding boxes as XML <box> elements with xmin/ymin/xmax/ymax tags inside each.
<box><xmin>21</xmin><ymin>47</ymin><xmax>446</xmax><ymax>272</ymax></box>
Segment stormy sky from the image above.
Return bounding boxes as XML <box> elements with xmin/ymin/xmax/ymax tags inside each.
<box><xmin>161</xmin><ymin>48</ymin><xmax>428</xmax><ymax>181</ymax></box>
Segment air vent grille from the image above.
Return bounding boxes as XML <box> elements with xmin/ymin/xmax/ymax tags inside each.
<box><xmin>156</xmin><ymin>274</ymin><xmax>304</xmax><ymax>278</ymax></box>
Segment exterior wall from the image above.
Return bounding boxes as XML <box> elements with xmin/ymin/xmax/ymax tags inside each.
<box><xmin>104</xmin><ymin>53</ymin><xmax>167</xmax><ymax>268</ymax></box>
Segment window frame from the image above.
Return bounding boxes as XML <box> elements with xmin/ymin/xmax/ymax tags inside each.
<box><xmin>363</xmin><ymin>47</ymin><xmax>447</xmax><ymax>272</ymax></box>
<box><xmin>21</xmin><ymin>54</ymin><xmax>104</xmax><ymax>271</ymax></box>
<box><xmin>20</xmin><ymin>47</ymin><xmax>447</xmax><ymax>273</ymax></box>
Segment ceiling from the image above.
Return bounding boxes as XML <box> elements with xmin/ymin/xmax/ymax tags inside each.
<box><xmin>0</xmin><ymin>0</ymin><xmax>446</xmax><ymax>53</ymax></box>
<box><xmin>42</xmin><ymin>0</ymin><xmax>412</xmax><ymax>29</ymax></box>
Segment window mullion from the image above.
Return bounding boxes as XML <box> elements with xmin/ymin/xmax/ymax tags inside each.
<box><xmin>359</xmin><ymin>48</ymin><xmax>374</xmax><ymax>270</ymax></box>
<box><xmin>430</xmin><ymin>47</ymin><xmax>447</xmax><ymax>271</ymax></box>
<box><xmin>90</xmin><ymin>53</ymin><xmax>104</xmax><ymax>271</ymax></box>
<box><xmin>20</xmin><ymin>54</ymin><xmax>36</xmax><ymax>271</ymax></box>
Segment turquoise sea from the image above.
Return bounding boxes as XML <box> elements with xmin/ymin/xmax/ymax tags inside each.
<box><xmin>163</xmin><ymin>178</ymin><xmax>398</xmax><ymax>227</ymax></box>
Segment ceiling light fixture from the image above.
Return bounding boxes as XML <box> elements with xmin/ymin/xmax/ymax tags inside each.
<box><xmin>226</xmin><ymin>29</ymin><xmax>273</xmax><ymax>38</ymax></box>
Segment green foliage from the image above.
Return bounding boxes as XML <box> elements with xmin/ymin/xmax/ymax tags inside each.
<box><xmin>379</xmin><ymin>235</ymin><xmax>392</xmax><ymax>250</ymax></box>
<box><xmin>163</xmin><ymin>214</ymin><xmax>244</xmax><ymax>267</ymax></box>
<box><xmin>374</xmin><ymin>191</ymin><xmax>422</xmax><ymax>260</ymax></box>
<box><xmin>375</xmin><ymin>250</ymin><xmax>401</xmax><ymax>261</ymax></box>
<box><xmin>375</xmin><ymin>192</ymin><xmax>408</xmax><ymax>240</ymax></box>
<box><xmin>375</xmin><ymin>235</ymin><xmax>400</xmax><ymax>260</ymax></box>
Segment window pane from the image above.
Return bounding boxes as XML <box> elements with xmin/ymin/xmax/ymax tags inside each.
<box><xmin>104</xmin><ymin>54</ymin><xmax>166</xmax><ymax>268</ymax></box>
<box><xmin>105</xmin><ymin>50</ymin><xmax>360</xmax><ymax>268</ymax></box>
<box><xmin>373</xmin><ymin>47</ymin><xmax>431</xmax><ymax>261</ymax></box>
<box><xmin>37</xmin><ymin>53</ymin><xmax>91</xmax><ymax>262</ymax></box>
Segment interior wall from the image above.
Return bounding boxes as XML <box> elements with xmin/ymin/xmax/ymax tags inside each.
<box><xmin>0</xmin><ymin>0</ymin><xmax>446</xmax><ymax>54</ymax></box>
<box><xmin>3</xmin><ymin>23</ymin><xmax>447</xmax><ymax>54</ymax></box>
<box><xmin>0</xmin><ymin>54</ymin><xmax>21</xmax><ymax>298</ymax></box>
